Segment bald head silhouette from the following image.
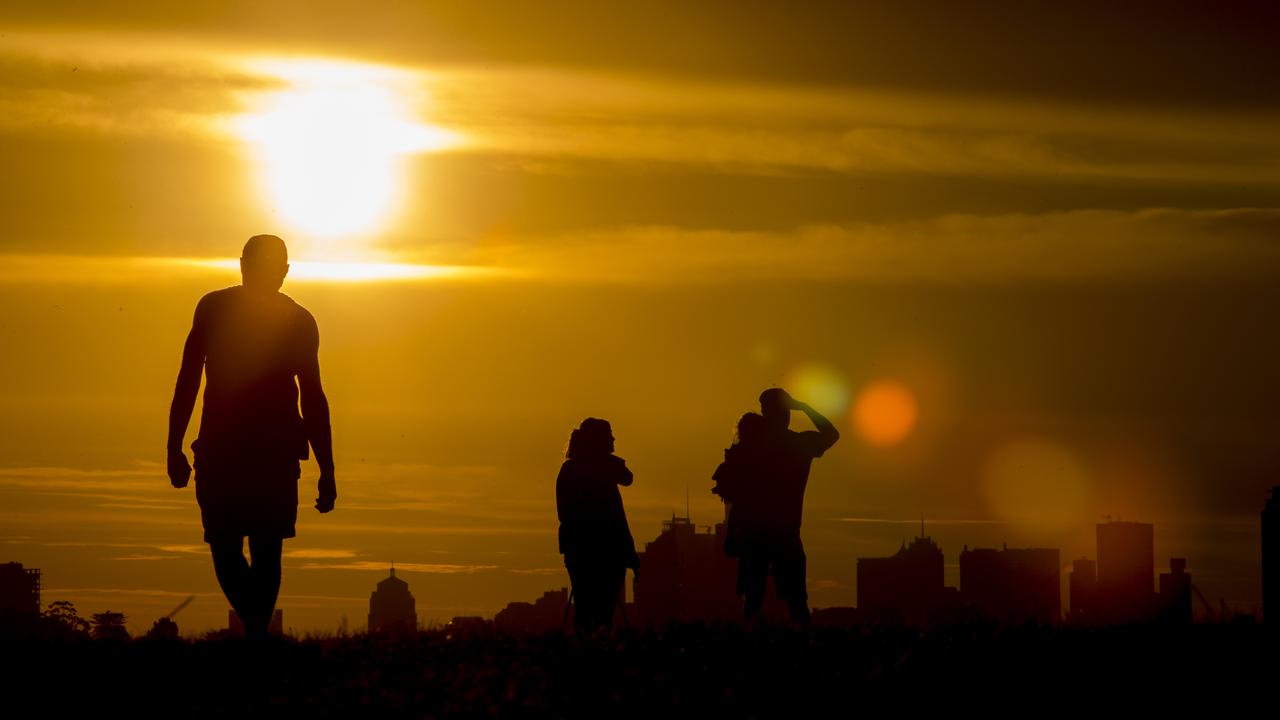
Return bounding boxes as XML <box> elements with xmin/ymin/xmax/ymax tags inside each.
<box><xmin>759</xmin><ymin>387</ymin><xmax>793</xmax><ymax>431</ymax></box>
<box><xmin>240</xmin><ymin>234</ymin><xmax>290</xmax><ymax>293</ymax></box>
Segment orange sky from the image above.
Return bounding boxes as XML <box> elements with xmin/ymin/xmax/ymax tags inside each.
<box><xmin>2</xmin><ymin>2</ymin><xmax>1278</xmax><ymax>634</ymax></box>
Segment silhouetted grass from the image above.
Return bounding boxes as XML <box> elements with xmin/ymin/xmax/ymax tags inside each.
<box><xmin>2</xmin><ymin>618</ymin><xmax>1273</xmax><ymax>716</ymax></box>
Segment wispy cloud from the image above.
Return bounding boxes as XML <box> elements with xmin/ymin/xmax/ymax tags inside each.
<box><xmin>296</xmin><ymin>561</ymin><xmax>498</xmax><ymax>574</ymax></box>
<box><xmin>835</xmin><ymin>517</ymin><xmax>1009</xmax><ymax>526</ymax></box>
<box><xmin>43</xmin><ymin>587</ymin><xmax>219</xmax><ymax>599</ymax></box>
<box><xmin>0</xmin><ymin>465</ymin><xmax>162</xmax><ymax>490</ymax></box>
<box><xmin>312</xmin><ymin>523</ymin><xmax>553</xmax><ymax>537</ymax></box>
<box><xmin>155</xmin><ymin>544</ymin><xmax>206</xmax><ymax>554</ymax></box>
<box><xmin>467</xmin><ymin>208</ymin><xmax>1280</xmax><ymax>284</ymax></box>
<box><xmin>283</xmin><ymin>549</ymin><xmax>358</xmax><ymax>559</ymax></box>
<box><xmin>6</xmin><ymin>208</ymin><xmax>1279</xmax><ymax>286</ymax></box>
<box><xmin>2</xmin><ymin>30</ymin><xmax>1276</xmax><ymax>184</ymax></box>
<box><xmin>0</xmin><ymin>255</ymin><xmax>502</xmax><ymax>286</ymax></box>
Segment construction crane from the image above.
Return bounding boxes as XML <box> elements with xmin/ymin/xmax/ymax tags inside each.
<box><xmin>146</xmin><ymin>595</ymin><xmax>195</xmax><ymax>640</ymax></box>
<box><xmin>1190</xmin><ymin>584</ymin><xmax>1217</xmax><ymax>623</ymax></box>
<box><xmin>164</xmin><ymin>595</ymin><xmax>195</xmax><ymax>620</ymax></box>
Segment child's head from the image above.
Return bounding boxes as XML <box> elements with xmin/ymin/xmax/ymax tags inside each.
<box><xmin>566</xmin><ymin>417</ymin><xmax>614</xmax><ymax>458</ymax></box>
<box><xmin>734</xmin><ymin>412</ymin><xmax>765</xmax><ymax>446</ymax></box>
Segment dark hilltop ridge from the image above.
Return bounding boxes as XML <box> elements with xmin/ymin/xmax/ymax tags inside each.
<box><xmin>2</xmin><ymin>618</ymin><xmax>1273</xmax><ymax>715</ymax></box>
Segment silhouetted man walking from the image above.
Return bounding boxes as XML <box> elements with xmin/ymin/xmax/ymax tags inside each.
<box><xmin>167</xmin><ymin>235</ymin><xmax>336</xmax><ymax>639</ymax></box>
<box><xmin>737</xmin><ymin>388</ymin><xmax>839</xmax><ymax>625</ymax></box>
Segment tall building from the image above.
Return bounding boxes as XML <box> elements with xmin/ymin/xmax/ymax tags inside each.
<box><xmin>1069</xmin><ymin>557</ymin><xmax>1097</xmax><ymax>624</ymax></box>
<box><xmin>857</xmin><ymin>534</ymin><xmax>948</xmax><ymax>625</ymax></box>
<box><xmin>633</xmin><ymin>515</ymin><xmax>740</xmax><ymax>625</ymax></box>
<box><xmin>495</xmin><ymin>587</ymin><xmax>572</xmax><ymax>633</ymax></box>
<box><xmin>368</xmin><ymin>566</ymin><xmax>417</xmax><ymax>632</ymax></box>
<box><xmin>959</xmin><ymin>544</ymin><xmax>1060</xmax><ymax>625</ymax></box>
<box><xmin>1158</xmin><ymin>558</ymin><xmax>1192</xmax><ymax>624</ymax></box>
<box><xmin>0</xmin><ymin>562</ymin><xmax>41</xmax><ymax>615</ymax></box>
<box><xmin>1264</xmin><ymin>487</ymin><xmax>1279</xmax><ymax>624</ymax></box>
<box><xmin>1096</xmin><ymin>520</ymin><xmax>1155</xmax><ymax>624</ymax></box>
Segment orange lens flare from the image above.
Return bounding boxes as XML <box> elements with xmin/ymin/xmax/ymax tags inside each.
<box><xmin>852</xmin><ymin>380</ymin><xmax>918</xmax><ymax>447</ymax></box>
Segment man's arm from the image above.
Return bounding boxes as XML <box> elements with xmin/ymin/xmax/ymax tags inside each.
<box><xmin>298</xmin><ymin>314</ymin><xmax>335</xmax><ymax>512</ymax></box>
<box><xmin>792</xmin><ymin>397</ymin><xmax>840</xmax><ymax>454</ymax></box>
<box><xmin>166</xmin><ymin>300</ymin><xmax>207</xmax><ymax>488</ymax></box>
<box><xmin>609</xmin><ymin>455</ymin><xmax>634</xmax><ymax>487</ymax></box>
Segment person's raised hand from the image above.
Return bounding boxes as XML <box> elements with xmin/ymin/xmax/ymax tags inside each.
<box><xmin>167</xmin><ymin>449</ymin><xmax>191</xmax><ymax>489</ymax></box>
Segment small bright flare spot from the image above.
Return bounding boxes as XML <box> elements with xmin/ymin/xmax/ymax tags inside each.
<box><xmin>981</xmin><ymin>439</ymin><xmax>1093</xmax><ymax>527</ymax></box>
<box><xmin>233</xmin><ymin>59</ymin><xmax>459</xmax><ymax>239</ymax></box>
<box><xmin>784</xmin><ymin>363</ymin><xmax>850</xmax><ymax>417</ymax></box>
<box><xmin>852</xmin><ymin>380</ymin><xmax>918</xmax><ymax>447</ymax></box>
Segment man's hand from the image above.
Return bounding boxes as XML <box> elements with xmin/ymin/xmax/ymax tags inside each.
<box><xmin>315</xmin><ymin>470</ymin><xmax>337</xmax><ymax>513</ymax></box>
<box><xmin>167</xmin><ymin>449</ymin><xmax>191</xmax><ymax>489</ymax></box>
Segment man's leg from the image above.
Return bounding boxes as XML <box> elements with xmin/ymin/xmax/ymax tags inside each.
<box><xmin>738</xmin><ymin>553</ymin><xmax>768</xmax><ymax>623</ymax></box>
<box><xmin>210</xmin><ymin>537</ymin><xmax>253</xmax><ymax>632</ymax></box>
<box><xmin>775</xmin><ymin>541</ymin><xmax>811</xmax><ymax>626</ymax></box>
<box><xmin>246</xmin><ymin>535</ymin><xmax>283</xmax><ymax>637</ymax></box>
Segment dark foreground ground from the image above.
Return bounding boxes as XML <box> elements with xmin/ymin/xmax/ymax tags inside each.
<box><xmin>3</xmin><ymin>621</ymin><xmax>1275</xmax><ymax>716</ymax></box>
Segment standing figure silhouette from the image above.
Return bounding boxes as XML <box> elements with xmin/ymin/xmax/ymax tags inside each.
<box><xmin>556</xmin><ymin>418</ymin><xmax>639</xmax><ymax>633</ymax></box>
<box><xmin>712</xmin><ymin>412</ymin><xmax>767</xmax><ymax>562</ymax></box>
<box><xmin>733</xmin><ymin>388</ymin><xmax>839</xmax><ymax>626</ymax></box>
<box><xmin>166</xmin><ymin>234</ymin><xmax>336</xmax><ymax>639</ymax></box>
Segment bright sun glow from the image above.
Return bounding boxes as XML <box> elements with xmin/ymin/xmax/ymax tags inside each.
<box><xmin>233</xmin><ymin>60</ymin><xmax>459</xmax><ymax>240</ymax></box>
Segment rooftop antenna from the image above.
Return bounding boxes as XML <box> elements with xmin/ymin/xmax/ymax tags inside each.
<box><xmin>686</xmin><ymin>483</ymin><xmax>690</xmax><ymax>521</ymax></box>
<box><xmin>390</xmin><ymin>560</ymin><xmax>395</xmax><ymax>578</ymax></box>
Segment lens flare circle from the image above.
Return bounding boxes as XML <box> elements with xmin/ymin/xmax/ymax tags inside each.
<box><xmin>783</xmin><ymin>363</ymin><xmax>850</xmax><ymax>418</ymax></box>
<box><xmin>981</xmin><ymin>439</ymin><xmax>1093</xmax><ymax>527</ymax></box>
<box><xmin>852</xmin><ymin>379</ymin><xmax>918</xmax><ymax>447</ymax></box>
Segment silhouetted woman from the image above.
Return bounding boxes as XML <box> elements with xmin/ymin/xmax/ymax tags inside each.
<box><xmin>714</xmin><ymin>411</ymin><xmax>785</xmax><ymax>620</ymax></box>
<box><xmin>556</xmin><ymin>418</ymin><xmax>640</xmax><ymax>632</ymax></box>
<box><xmin>712</xmin><ymin>412</ymin><xmax>767</xmax><ymax>561</ymax></box>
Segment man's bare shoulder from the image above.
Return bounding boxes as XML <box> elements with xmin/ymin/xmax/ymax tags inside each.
<box><xmin>275</xmin><ymin>291</ymin><xmax>312</xmax><ymax>315</ymax></box>
<box><xmin>280</xmin><ymin>294</ymin><xmax>317</xmax><ymax>333</ymax></box>
<box><xmin>278</xmin><ymin>293</ymin><xmax>319</xmax><ymax>352</ymax></box>
<box><xmin>193</xmin><ymin>286</ymin><xmax>239</xmax><ymax>317</ymax></box>
<box><xmin>199</xmin><ymin>286</ymin><xmax>239</xmax><ymax>301</ymax></box>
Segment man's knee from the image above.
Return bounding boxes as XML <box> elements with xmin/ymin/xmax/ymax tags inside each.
<box><xmin>737</xmin><ymin>557</ymin><xmax>768</xmax><ymax>598</ymax></box>
<box><xmin>248</xmin><ymin>536</ymin><xmax>283</xmax><ymax>567</ymax></box>
<box><xmin>210</xmin><ymin>538</ymin><xmax>245</xmax><ymax>564</ymax></box>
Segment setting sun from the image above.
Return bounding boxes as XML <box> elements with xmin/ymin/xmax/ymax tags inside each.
<box><xmin>233</xmin><ymin>60</ymin><xmax>459</xmax><ymax>241</ymax></box>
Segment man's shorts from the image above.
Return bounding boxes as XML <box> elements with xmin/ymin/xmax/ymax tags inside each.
<box><xmin>736</xmin><ymin>535</ymin><xmax>807</xmax><ymax>602</ymax></box>
<box><xmin>194</xmin><ymin>448</ymin><xmax>301</xmax><ymax>544</ymax></box>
